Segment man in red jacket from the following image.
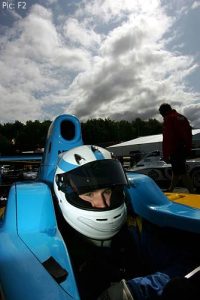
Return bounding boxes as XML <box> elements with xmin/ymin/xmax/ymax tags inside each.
<box><xmin>159</xmin><ymin>103</ymin><xmax>194</xmax><ymax>193</ymax></box>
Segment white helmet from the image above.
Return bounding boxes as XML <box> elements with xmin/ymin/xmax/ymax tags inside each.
<box><xmin>54</xmin><ymin>145</ymin><xmax>128</xmax><ymax>241</ymax></box>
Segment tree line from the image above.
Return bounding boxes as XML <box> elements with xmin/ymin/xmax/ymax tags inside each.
<box><xmin>0</xmin><ymin>117</ymin><xmax>163</xmax><ymax>155</ymax></box>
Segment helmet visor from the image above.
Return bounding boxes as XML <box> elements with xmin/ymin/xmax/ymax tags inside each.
<box><xmin>57</xmin><ymin>159</ymin><xmax>128</xmax><ymax>195</ymax></box>
<box><xmin>66</xmin><ymin>185</ymin><xmax>125</xmax><ymax>210</ymax></box>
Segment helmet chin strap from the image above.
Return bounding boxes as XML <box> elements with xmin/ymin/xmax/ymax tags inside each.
<box><xmin>87</xmin><ymin>237</ymin><xmax>112</xmax><ymax>247</ymax></box>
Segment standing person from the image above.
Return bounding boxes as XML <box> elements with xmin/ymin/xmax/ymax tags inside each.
<box><xmin>159</xmin><ymin>103</ymin><xmax>194</xmax><ymax>193</ymax></box>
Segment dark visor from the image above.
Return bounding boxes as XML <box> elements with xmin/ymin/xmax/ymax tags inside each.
<box><xmin>56</xmin><ymin>159</ymin><xmax>128</xmax><ymax>195</ymax></box>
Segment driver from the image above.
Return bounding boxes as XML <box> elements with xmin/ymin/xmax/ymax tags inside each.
<box><xmin>54</xmin><ymin>145</ymin><xmax>138</xmax><ymax>299</ymax></box>
<box><xmin>79</xmin><ymin>187</ymin><xmax>112</xmax><ymax>208</ymax></box>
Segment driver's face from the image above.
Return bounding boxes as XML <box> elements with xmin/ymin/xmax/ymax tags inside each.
<box><xmin>79</xmin><ymin>188</ymin><xmax>112</xmax><ymax>208</ymax></box>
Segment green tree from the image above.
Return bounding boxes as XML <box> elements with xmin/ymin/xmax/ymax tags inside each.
<box><xmin>0</xmin><ymin>117</ymin><xmax>163</xmax><ymax>153</ymax></box>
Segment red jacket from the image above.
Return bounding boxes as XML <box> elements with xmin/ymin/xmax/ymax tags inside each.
<box><xmin>162</xmin><ymin>110</ymin><xmax>192</xmax><ymax>160</ymax></box>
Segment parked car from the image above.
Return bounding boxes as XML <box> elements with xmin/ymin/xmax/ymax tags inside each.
<box><xmin>129</xmin><ymin>150</ymin><xmax>200</xmax><ymax>190</ymax></box>
<box><xmin>22</xmin><ymin>168</ymin><xmax>38</xmax><ymax>180</ymax></box>
<box><xmin>1</xmin><ymin>167</ymin><xmax>23</xmax><ymax>184</ymax></box>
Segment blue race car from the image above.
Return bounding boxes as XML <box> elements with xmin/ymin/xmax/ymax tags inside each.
<box><xmin>1</xmin><ymin>114</ymin><xmax>200</xmax><ymax>300</ymax></box>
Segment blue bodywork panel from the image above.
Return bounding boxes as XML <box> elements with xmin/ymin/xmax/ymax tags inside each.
<box><xmin>0</xmin><ymin>182</ymin><xmax>80</xmax><ymax>300</ymax></box>
<box><xmin>126</xmin><ymin>172</ymin><xmax>200</xmax><ymax>233</ymax></box>
<box><xmin>39</xmin><ymin>114</ymin><xmax>83</xmax><ymax>185</ymax></box>
<box><xmin>0</xmin><ymin>154</ymin><xmax>42</xmax><ymax>162</ymax></box>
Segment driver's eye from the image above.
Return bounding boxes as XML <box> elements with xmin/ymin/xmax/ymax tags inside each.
<box><xmin>84</xmin><ymin>192</ymin><xmax>93</xmax><ymax>197</ymax></box>
<box><xmin>103</xmin><ymin>189</ymin><xmax>112</xmax><ymax>195</ymax></box>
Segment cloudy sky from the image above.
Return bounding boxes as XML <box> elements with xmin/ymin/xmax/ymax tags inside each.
<box><xmin>0</xmin><ymin>0</ymin><xmax>200</xmax><ymax>127</ymax></box>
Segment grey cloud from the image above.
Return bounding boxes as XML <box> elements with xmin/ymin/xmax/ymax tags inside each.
<box><xmin>0</xmin><ymin>0</ymin><xmax>200</xmax><ymax>129</ymax></box>
<box><xmin>183</xmin><ymin>104</ymin><xmax>200</xmax><ymax>128</ymax></box>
